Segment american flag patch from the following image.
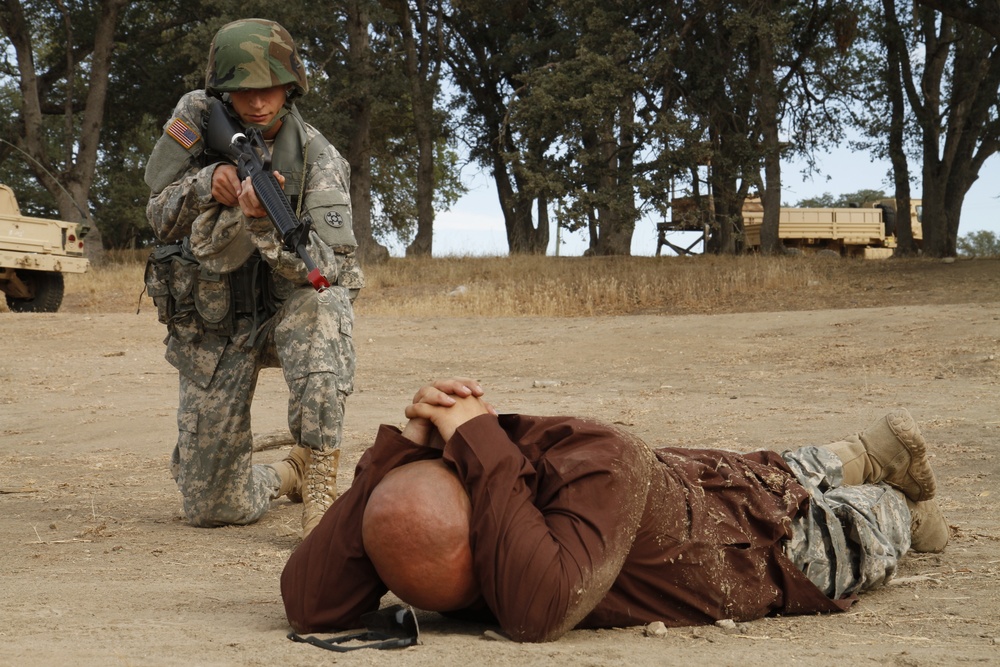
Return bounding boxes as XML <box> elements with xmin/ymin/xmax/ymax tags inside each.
<box><xmin>166</xmin><ymin>117</ymin><xmax>200</xmax><ymax>149</ymax></box>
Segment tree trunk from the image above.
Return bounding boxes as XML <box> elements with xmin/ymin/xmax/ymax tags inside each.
<box><xmin>881</xmin><ymin>0</ymin><xmax>917</xmax><ymax>256</ymax></box>
<box><xmin>920</xmin><ymin>166</ymin><xmax>947</xmax><ymax>256</ymax></box>
<box><xmin>345</xmin><ymin>0</ymin><xmax>389</xmax><ymax>265</ymax></box>
<box><xmin>536</xmin><ymin>195</ymin><xmax>550</xmax><ymax>254</ymax></box>
<box><xmin>404</xmin><ymin>102</ymin><xmax>436</xmax><ymax>257</ymax></box>
<box><xmin>708</xmin><ymin>127</ymin><xmax>738</xmax><ymax>255</ymax></box>
<box><xmin>493</xmin><ymin>153</ymin><xmax>539</xmax><ymax>254</ymax></box>
<box><xmin>494</xmin><ymin>133</ymin><xmax>548</xmax><ymax>254</ymax></box>
<box><xmin>757</xmin><ymin>22</ymin><xmax>782</xmax><ymax>256</ymax></box>
<box><xmin>915</xmin><ymin>0</ymin><xmax>1000</xmax><ymax>41</ymax></box>
<box><xmin>897</xmin><ymin>8</ymin><xmax>1000</xmax><ymax>257</ymax></box>
<box><xmin>612</xmin><ymin>97</ymin><xmax>637</xmax><ymax>256</ymax></box>
<box><xmin>591</xmin><ymin>124</ymin><xmax>617</xmax><ymax>256</ymax></box>
<box><xmin>504</xmin><ymin>196</ymin><xmax>544</xmax><ymax>254</ymax></box>
<box><xmin>586</xmin><ymin>207</ymin><xmax>598</xmax><ymax>254</ymax></box>
<box><xmin>591</xmin><ymin>109</ymin><xmax>635</xmax><ymax>257</ymax></box>
<box><xmin>398</xmin><ymin>1</ymin><xmax>440</xmax><ymax>257</ymax></box>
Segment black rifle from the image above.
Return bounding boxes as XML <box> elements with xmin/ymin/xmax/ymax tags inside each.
<box><xmin>204</xmin><ymin>99</ymin><xmax>330</xmax><ymax>291</ymax></box>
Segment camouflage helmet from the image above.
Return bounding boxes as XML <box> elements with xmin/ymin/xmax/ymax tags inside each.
<box><xmin>205</xmin><ymin>19</ymin><xmax>308</xmax><ymax>98</ymax></box>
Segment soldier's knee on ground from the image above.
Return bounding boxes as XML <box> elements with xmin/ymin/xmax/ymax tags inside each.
<box><xmin>177</xmin><ymin>463</ymin><xmax>279</xmax><ymax>528</ymax></box>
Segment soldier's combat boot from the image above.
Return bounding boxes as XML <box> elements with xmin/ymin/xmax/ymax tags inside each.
<box><xmin>906</xmin><ymin>497</ymin><xmax>949</xmax><ymax>553</ymax></box>
<box><xmin>270</xmin><ymin>445</ymin><xmax>309</xmax><ymax>500</ymax></box>
<box><xmin>302</xmin><ymin>448</ymin><xmax>340</xmax><ymax>539</ymax></box>
<box><xmin>822</xmin><ymin>408</ymin><xmax>936</xmax><ymax>501</ymax></box>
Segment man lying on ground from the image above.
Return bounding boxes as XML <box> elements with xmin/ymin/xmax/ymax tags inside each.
<box><xmin>281</xmin><ymin>378</ymin><xmax>948</xmax><ymax>642</ymax></box>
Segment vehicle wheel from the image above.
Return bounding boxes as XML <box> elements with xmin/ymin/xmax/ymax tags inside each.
<box><xmin>5</xmin><ymin>270</ymin><xmax>65</xmax><ymax>313</ymax></box>
<box><xmin>816</xmin><ymin>249</ymin><xmax>841</xmax><ymax>259</ymax></box>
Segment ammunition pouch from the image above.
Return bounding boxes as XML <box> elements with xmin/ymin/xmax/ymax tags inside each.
<box><xmin>145</xmin><ymin>240</ymin><xmax>282</xmax><ymax>343</ymax></box>
<box><xmin>145</xmin><ymin>241</ymin><xmax>198</xmax><ymax>339</ymax></box>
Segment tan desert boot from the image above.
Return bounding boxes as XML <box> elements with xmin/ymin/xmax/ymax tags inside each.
<box><xmin>906</xmin><ymin>497</ymin><xmax>949</xmax><ymax>553</ymax></box>
<box><xmin>270</xmin><ymin>445</ymin><xmax>309</xmax><ymax>500</ymax></box>
<box><xmin>302</xmin><ymin>448</ymin><xmax>340</xmax><ymax>539</ymax></box>
<box><xmin>822</xmin><ymin>408</ymin><xmax>936</xmax><ymax>501</ymax></box>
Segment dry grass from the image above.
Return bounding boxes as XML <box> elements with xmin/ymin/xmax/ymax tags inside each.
<box><xmin>38</xmin><ymin>251</ymin><xmax>1000</xmax><ymax>317</ymax></box>
<box><xmin>60</xmin><ymin>249</ymin><xmax>151</xmax><ymax>314</ymax></box>
<box><xmin>357</xmin><ymin>255</ymin><xmax>826</xmax><ymax>316</ymax></box>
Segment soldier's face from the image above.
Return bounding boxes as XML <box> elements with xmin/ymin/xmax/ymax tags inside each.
<box><xmin>229</xmin><ymin>85</ymin><xmax>289</xmax><ymax>138</ymax></box>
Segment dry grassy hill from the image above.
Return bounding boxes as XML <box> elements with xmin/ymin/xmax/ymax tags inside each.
<box><xmin>36</xmin><ymin>252</ymin><xmax>1000</xmax><ymax>317</ymax></box>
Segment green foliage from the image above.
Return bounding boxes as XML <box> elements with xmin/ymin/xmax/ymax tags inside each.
<box><xmin>369</xmin><ymin>131</ymin><xmax>467</xmax><ymax>244</ymax></box>
<box><xmin>1</xmin><ymin>0</ymin><xmax>465</xmax><ymax>250</ymax></box>
<box><xmin>793</xmin><ymin>193</ymin><xmax>837</xmax><ymax>208</ymax></box>
<box><xmin>2</xmin><ymin>0</ymin><xmax>999</xmax><ymax>259</ymax></box>
<box><xmin>0</xmin><ymin>156</ymin><xmax>60</xmax><ymax>218</ymax></box>
<box><xmin>793</xmin><ymin>189</ymin><xmax>887</xmax><ymax>208</ymax></box>
<box><xmin>957</xmin><ymin>230</ymin><xmax>1000</xmax><ymax>258</ymax></box>
<box><xmin>505</xmin><ymin>0</ymin><xmax>647</xmax><ymax>234</ymax></box>
<box><xmin>93</xmin><ymin>1</ymin><xmax>214</xmax><ymax>247</ymax></box>
<box><xmin>91</xmin><ymin>115</ymin><xmax>162</xmax><ymax>248</ymax></box>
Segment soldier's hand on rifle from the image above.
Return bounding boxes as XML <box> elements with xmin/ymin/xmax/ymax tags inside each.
<box><xmin>211</xmin><ymin>164</ymin><xmax>242</xmax><ymax>207</ymax></box>
<box><xmin>234</xmin><ymin>171</ymin><xmax>286</xmax><ymax>219</ymax></box>
<box><xmin>211</xmin><ymin>163</ymin><xmax>286</xmax><ymax>217</ymax></box>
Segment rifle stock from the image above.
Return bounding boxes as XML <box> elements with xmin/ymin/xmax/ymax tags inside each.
<box><xmin>205</xmin><ymin>99</ymin><xmax>330</xmax><ymax>291</ymax></box>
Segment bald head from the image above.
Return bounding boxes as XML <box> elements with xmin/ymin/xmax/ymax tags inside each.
<box><xmin>362</xmin><ymin>459</ymin><xmax>479</xmax><ymax>611</ymax></box>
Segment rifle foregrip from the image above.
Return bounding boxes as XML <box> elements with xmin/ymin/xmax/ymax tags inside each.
<box><xmin>250</xmin><ymin>170</ymin><xmax>300</xmax><ymax>244</ymax></box>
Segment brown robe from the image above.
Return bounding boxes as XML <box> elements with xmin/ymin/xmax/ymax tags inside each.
<box><xmin>281</xmin><ymin>414</ymin><xmax>847</xmax><ymax>642</ymax></box>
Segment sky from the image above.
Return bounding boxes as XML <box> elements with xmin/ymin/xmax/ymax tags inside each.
<box><xmin>417</xmin><ymin>146</ymin><xmax>1000</xmax><ymax>257</ymax></box>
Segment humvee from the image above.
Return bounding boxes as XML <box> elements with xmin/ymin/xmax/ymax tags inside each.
<box><xmin>0</xmin><ymin>184</ymin><xmax>89</xmax><ymax>312</ymax></box>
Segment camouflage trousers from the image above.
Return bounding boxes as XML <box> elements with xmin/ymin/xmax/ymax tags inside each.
<box><xmin>168</xmin><ymin>285</ymin><xmax>355</xmax><ymax>527</ymax></box>
<box><xmin>782</xmin><ymin>446</ymin><xmax>911</xmax><ymax>599</ymax></box>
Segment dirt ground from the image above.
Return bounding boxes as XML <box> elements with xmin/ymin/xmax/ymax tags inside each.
<box><xmin>1</xmin><ymin>264</ymin><xmax>999</xmax><ymax>666</ymax></box>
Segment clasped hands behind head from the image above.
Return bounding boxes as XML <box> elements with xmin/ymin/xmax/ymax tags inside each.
<box><xmin>398</xmin><ymin>377</ymin><xmax>498</xmax><ymax>447</ymax></box>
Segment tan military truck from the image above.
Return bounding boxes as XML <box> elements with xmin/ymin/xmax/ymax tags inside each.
<box><xmin>742</xmin><ymin>199</ymin><xmax>923</xmax><ymax>258</ymax></box>
<box><xmin>0</xmin><ymin>184</ymin><xmax>89</xmax><ymax>312</ymax></box>
<box><xmin>658</xmin><ymin>195</ymin><xmax>923</xmax><ymax>258</ymax></box>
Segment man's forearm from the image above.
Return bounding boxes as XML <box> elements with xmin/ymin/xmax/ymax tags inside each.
<box><xmin>442</xmin><ymin>415</ymin><xmax>649</xmax><ymax>642</ymax></box>
<box><xmin>146</xmin><ymin>166</ymin><xmax>217</xmax><ymax>242</ymax></box>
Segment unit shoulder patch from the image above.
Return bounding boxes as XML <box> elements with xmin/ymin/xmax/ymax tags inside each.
<box><xmin>324</xmin><ymin>210</ymin><xmax>344</xmax><ymax>228</ymax></box>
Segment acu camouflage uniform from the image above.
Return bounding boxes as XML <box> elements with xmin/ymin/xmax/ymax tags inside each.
<box><xmin>781</xmin><ymin>446</ymin><xmax>911</xmax><ymax>598</ymax></box>
<box><xmin>144</xmin><ymin>20</ymin><xmax>363</xmax><ymax>527</ymax></box>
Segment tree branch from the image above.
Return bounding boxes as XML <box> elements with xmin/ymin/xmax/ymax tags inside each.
<box><xmin>915</xmin><ymin>0</ymin><xmax>1000</xmax><ymax>41</ymax></box>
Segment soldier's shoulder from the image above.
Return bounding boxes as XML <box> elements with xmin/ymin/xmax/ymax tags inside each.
<box><xmin>172</xmin><ymin>89</ymin><xmax>213</xmax><ymax>121</ymax></box>
<box><xmin>300</xmin><ymin>122</ymin><xmax>333</xmax><ymax>152</ymax></box>
<box><xmin>292</xmin><ymin>116</ymin><xmax>340</xmax><ymax>159</ymax></box>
